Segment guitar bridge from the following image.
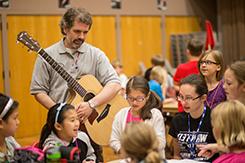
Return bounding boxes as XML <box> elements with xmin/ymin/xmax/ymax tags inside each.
<box><xmin>97</xmin><ymin>104</ymin><xmax>111</xmax><ymax>123</ymax></box>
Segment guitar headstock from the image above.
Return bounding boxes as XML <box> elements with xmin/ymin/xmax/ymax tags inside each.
<box><xmin>17</xmin><ymin>31</ymin><xmax>41</xmax><ymax>52</ymax></box>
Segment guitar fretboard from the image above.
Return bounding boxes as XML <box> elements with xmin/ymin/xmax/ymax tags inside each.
<box><xmin>39</xmin><ymin>48</ymin><xmax>87</xmax><ymax>97</ymax></box>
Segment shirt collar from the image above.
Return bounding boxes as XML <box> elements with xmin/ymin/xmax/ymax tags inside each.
<box><xmin>57</xmin><ymin>38</ymin><xmax>86</xmax><ymax>56</ymax></box>
<box><xmin>50</xmin><ymin>131</ymin><xmax>77</xmax><ymax>146</ymax></box>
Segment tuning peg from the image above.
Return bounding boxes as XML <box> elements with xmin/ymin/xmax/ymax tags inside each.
<box><xmin>16</xmin><ymin>40</ymin><xmax>19</xmax><ymax>44</ymax></box>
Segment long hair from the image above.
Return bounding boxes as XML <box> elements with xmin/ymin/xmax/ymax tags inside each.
<box><xmin>121</xmin><ymin>122</ymin><xmax>161</xmax><ymax>163</ymax></box>
<box><xmin>229</xmin><ymin>60</ymin><xmax>245</xmax><ymax>85</ymax></box>
<box><xmin>198</xmin><ymin>50</ymin><xmax>225</xmax><ymax>81</ymax></box>
<box><xmin>126</xmin><ymin>76</ymin><xmax>162</xmax><ymax>120</ymax></box>
<box><xmin>212</xmin><ymin>100</ymin><xmax>245</xmax><ymax>149</ymax></box>
<box><xmin>39</xmin><ymin>103</ymin><xmax>74</xmax><ymax>149</ymax></box>
<box><xmin>60</xmin><ymin>7</ymin><xmax>92</xmax><ymax>35</ymax></box>
<box><xmin>0</xmin><ymin>93</ymin><xmax>19</xmax><ymax>121</ymax></box>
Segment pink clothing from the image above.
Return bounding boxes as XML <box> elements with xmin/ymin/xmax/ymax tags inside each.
<box><xmin>126</xmin><ymin>110</ymin><xmax>142</xmax><ymax>123</ymax></box>
<box><xmin>173</xmin><ymin>60</ymin><xmax>199</xmax><ymax>83</ymax></box>
<box><xmin>214</xmin><ymin>152</ymin><xmax>245</xmax><ymax>163</ymax></box>
<box><xmin>110</xmin><ymin>107</ymin><xmax>166</xmax><ymax>156</ymax></box>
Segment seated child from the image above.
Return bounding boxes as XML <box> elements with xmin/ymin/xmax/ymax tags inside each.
<box><xmin>169</xmin><ymin>74</ymin><xmax>218</xmax><ymax>162</ymax></box>
<box><xmin>120</xmin><ymin>122</ymin><xmax>165</xmax><ymax>163</ymax></box>
<box><xmin>211</xmin><ymin>100</ymin><xmax>245</xmax><ymax>163</ymax></box>
<box><xmin>110</xmin><ymin>76</ymin><xmax>166</xmax><ymax>158</ymax></box>
<box><xmin>0</xmin><ymin>93</ymin><xmax>20</xmax><ymax>162</ymax></box>
<box><xmin>39</xmin><ymin>103</ymin><xmax>96</xmax><ymax>162</ymax></box>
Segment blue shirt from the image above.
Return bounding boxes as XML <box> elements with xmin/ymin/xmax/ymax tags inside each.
<box><xmin>148</xmin><ymin>80</ymin><xmax>164</xmax><ymax>101</ymax></box>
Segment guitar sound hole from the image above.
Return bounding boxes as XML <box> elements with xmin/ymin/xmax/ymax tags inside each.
<box><xmin>84</xmin><ymin>92</ymin><xmax>95</xmax><ymax>102</ymax></box>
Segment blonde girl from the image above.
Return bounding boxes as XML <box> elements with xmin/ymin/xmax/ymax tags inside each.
<box><xmin>149</xmin><ymin>66</ymin><xmax>166</xmax><ymax>101</ymax></box>
<box><xmin>212</xmin><ymin>100</ymin><xmax>245</xmax><ymax>163</ymax></box>
<box><xmin>120</xmin><ymin>122</ymin><xmax>165</xmax><ymax>163</ymax></box>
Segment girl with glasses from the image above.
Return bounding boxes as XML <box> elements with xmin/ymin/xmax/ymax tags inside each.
<box><xmin>198</xmin><ymin>50</ymin><xmax>226</xmax><ymax>109</ymax></box>
<box><xmin>109</xmin><ymin>76</ymin><xmax>166</xmax><ymax>159</ymax></box>
<box><xmin>169</xmin><ymin>74</ymin><xmax>218</xmax><ymax>162</ymax></box>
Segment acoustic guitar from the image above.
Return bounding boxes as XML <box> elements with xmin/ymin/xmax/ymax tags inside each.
<box><xmin>17</xmin><ymin>31</ymin><xmax>129</xmax><ymax>146</ymax></box>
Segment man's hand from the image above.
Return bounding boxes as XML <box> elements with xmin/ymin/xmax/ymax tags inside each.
<box><xmin>76</xmin><ymin>101</ymin><xmax>93</xmax><ymax>123</ymax></box>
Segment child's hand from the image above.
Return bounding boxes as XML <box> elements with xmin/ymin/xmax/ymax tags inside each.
<box><xmin>197</xmin><ymin>143</ymin><xmax>218</xmax><ymax>158</ymax></box>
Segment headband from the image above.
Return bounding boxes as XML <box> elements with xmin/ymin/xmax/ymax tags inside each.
<box><xmin>55</xmin><ymin>103</ymin><xmax>66</xmax><ymax>123</ymax></box>
<box><xmin>0</xmin><ymin>98</ymin><xmax>14</xmax><ymax>118</ymax></box>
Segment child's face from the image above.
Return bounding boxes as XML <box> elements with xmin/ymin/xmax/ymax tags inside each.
<box><xmin>178</xmin><ymin>84</ymin><xmax>204</xmax><ymax>114</ymax></box>
<box><xmin>2</xmin><ymin>109</ymin><xmax>19</xmax><ymax>137</ymax></box>
<box><xmin>115</xmin><ymin>65</ymin><xmax>123</xmax><ymax>75</ymax></box>
<box><xmin>199</xmin><ymin>54</ymin><xmax>221</xmax><ymax>78</ymax></box>
<box><xmin>126</xmin><ymin>89</ymin><xmax>147</xmax><ymax>113</ymax></box>
<box><xmin>224</xmin><ymin>68</ymin><xmax>243</xmax><ymax>100</ymax></box>
<box><xmin>59</xmin><ymin>109</ymin><xmax>80</xmax><ymax>141</ymax></box>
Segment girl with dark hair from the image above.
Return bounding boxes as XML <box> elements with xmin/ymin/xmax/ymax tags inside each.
<box><xmin>169</xmin><ymin>74</ymin><xmax>218</xmax><ymax>162</ymax></box>
<box><xmin>110</xmin><ymin>76</ymin><xmax>166</xmax><ymax>158</ymax></box>
<box><xmin>39</xmin><ymin>103</ymin><xmax>96</xmax><ymax>162</ymax></box>
<box><xmin>0</xmin><ymin>93</ymin><xmax>20</xmax><ymax>162</ymax></box>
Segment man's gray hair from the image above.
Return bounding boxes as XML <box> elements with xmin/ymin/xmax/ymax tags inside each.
<box><xmin>60</xmin><ymin>7</ymin><xmax>92</xmax><ymax>35</ymax></box>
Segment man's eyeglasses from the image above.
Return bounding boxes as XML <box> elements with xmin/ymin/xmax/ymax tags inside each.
<box><xmin>126</xmin><ymin>96</ymin><xmax>146</xmax><ymax>102</ymax></box>
<box><xmin>200</xmin><ymin>60</ymin><xmax>218</xmax><ymax>65</ymax></box>
<box><xmin>176</xmin><ymin>94</ymin><xmax>203</xmax><ymax>103</ymax></box>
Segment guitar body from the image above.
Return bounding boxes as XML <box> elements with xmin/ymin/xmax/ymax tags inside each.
<box><xmin>70</xmin><ymin>74</ymin><xmax>129</xmax><ymax>145</ymax></box>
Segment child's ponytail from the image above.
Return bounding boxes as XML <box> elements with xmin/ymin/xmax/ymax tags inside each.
<box><xmin>39</xmin><ymin>123</ymin><xmax>52</xmax><ymax>149</ymax></box>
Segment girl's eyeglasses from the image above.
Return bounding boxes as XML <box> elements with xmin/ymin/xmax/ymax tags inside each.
<box><xmin>126</xmin><ymin>96</ymin><xmax>146</xmax><ymax>102</ymax></box>
<box><xmin>200</xmin><ymin>60</ymin><xmax>218</xmax><ymax>65</ymax></box>
<box><xmin>176</xmin><ymin>94</ymin><xmax>203</xmax><ymax>103</ymax></box>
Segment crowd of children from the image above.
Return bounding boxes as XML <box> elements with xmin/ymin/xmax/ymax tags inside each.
<box><xmin>1</xmin><ymin>33</ymin><xmax>245</xmax><ymax>163</ymax></box>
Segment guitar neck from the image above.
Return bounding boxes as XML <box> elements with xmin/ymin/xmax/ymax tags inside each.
<box><xmin>38</xmin><ymin>48</ymin><xmax>87</xmax><ymax>97</ymax></box>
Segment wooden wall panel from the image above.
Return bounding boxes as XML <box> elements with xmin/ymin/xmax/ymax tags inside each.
<box><xmin>0</xmin><ymin>22</ymin><xmax>3</xmax><ymax>92</ymax></box>
<box><xmin>7</xmin><ymin>16</ymin><xmax>61</xmax><ymax>140</ymax></box>
<box><xmin>121</xmin><ymin>16</ymin><xmax>162</xmax><ymax>77</ymax></box>
<box><xmin>165</xmin><ymin>16</ymin><xmax>201</xmax><ymax>64</ymax></box>
<box><xmin>86</xmin><ymin>16</ymin><xmax>117</xmax><ymax>61</ymax></box>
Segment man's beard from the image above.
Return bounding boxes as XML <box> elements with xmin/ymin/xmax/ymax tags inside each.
<box><xmin>73</xmin><ymin>38</ymin><xmax>84</xmax><ymax>48</ymax></box>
